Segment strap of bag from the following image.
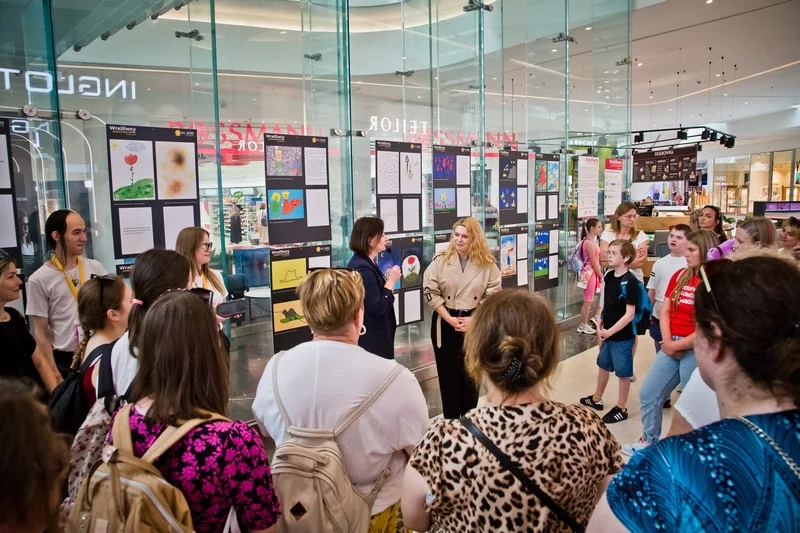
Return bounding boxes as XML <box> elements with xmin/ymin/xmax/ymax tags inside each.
<box><xmin>459</xmin><ymin>416</ymin><xmax>585</xmax><ymax>533</ymax></box>
<box><xmin>271</xmin><ymin>350</ymin><xmax>293</xmax><ymax>429</ymax></box>
<box><xmin>733</xmin><ymin>416</ymin><xmax>800</xmax><ymax>481</ymax></box>
<box><xmin>142</xmin><ymin>412</ymin><xmax>229</xmax><ymax>464</ymax></box>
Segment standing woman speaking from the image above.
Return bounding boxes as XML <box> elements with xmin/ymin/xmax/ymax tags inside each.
<box><xmin>423</xmin><ymin>216</ymin><xmax>501</xmax><ymax>419</ymax></box>
<box><xmin>347</xmin><ymin>216</ymin><xmax>402</xmax><ymax>359</ymax></box>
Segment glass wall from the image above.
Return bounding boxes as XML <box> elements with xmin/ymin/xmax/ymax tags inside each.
<box><xmin>1</xmin><ymin>0</ymin><xmax>631</xmax><ymax>417</ymax></box>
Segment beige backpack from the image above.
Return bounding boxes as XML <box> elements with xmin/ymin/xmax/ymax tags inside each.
<box><xmin>67</xmin><ymin>404</ymin><xmax>227</xmax><ymax>532</ymax></box>
<box><xmin>270</xmin><ymin>351</ymin><xmax>402</xmax><ymax>533</ymax></box>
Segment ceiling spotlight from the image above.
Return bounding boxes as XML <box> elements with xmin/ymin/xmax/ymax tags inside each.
<box><xmin>725</xmin><ymin>136</ymin><xmax>735</xmax><ymax>148</ymax></box>
<box><xmin>710</xmin><ymin>131</ymin><xmax>718</xmax><ymax>142</ymax></box>
<box><xmin>696</xmin><ymin>144</ymin><xmax>703</xmax><ymax>151</ymax></box>
<box><xmin>706</xmin><ymin>0</ymin><xmax>713</xmax><ymax>3</ymax></box>
<box><xmin>719</xmin><ymin>135</ymin><xmax>727</xmax><ymax>145</ymax></box>
<box><xmin>637</xmin><ymin>62</ymin><xmax>643</xmax><ymax>67</ymax></box>
<box><xmin>678</xmin><ymin>129</ymin><xmax>688</xmax><ymax>140</ymax></box>
<box><xmin>585</xmin><ymin>26</ymin><xmax>592</xmax><ymax>30</ymax></box>
<box><xmin>634</xmin><ymin>132</ymin><xmax>644</xmax><ymax>143</ymax></box>
<box><xmin>551</xmin><ymin>49</ymin><xmax>558</xmax><ymax>53</ymax></box>
<box><xmin>701</xmin><ymin>129</ymin><xmax>710</xmax><ymax>140</ymax></box>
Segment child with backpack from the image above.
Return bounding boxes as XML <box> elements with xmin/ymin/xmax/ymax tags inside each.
<box><xmin>575</xmin><ymin>218</ymin><xmax>604</xmax><ymax>335</ymax></box>
<box><xmin>581</xmin><ymin>239</ymin><xmax>648</xmax><ymax>424</ymax></box>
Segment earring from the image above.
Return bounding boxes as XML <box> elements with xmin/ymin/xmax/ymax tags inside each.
<box><xmin>359</xmin><ymin>324</ymin><xmax>367</xmax><ymax>336</ymax></box>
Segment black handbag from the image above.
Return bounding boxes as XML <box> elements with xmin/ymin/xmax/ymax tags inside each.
<box><xmin>48</xmin><ymin>343</ymin><xmax>113</xmax><ymax>435</ymax></box>
<box><xmin>459</xmin><ymin>416</ymin><xmax>585</xmax><ymax>533</ymax></box>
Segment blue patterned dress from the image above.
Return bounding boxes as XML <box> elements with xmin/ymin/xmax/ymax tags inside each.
<box><xmin>607</xmin><ymin>410</ymin><xmax>800</xmax><ymax>532</ymax></box>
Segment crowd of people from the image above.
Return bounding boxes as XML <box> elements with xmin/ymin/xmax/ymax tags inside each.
<box><xmin>1</xmin><ymin>207</ymin><xmax>799</xmax><ymax>533</ymax></box>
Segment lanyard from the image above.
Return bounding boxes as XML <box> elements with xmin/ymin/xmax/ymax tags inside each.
<box><xmin>52</xmin><ymin>256</ymin><xmax>84</xmax><ymax>300</ymax></box>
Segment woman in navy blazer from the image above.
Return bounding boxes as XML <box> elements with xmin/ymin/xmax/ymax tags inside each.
<box><xmin>347</xmin><ymin>217</ymin><xmax>403</xmax><ymax>359</ymax></box>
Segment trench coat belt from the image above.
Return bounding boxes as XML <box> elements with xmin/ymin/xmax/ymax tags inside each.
<box><xmin>435</xmin><ymin>308</ymin><xmax>475</xmax><ymax>349</ymax></box>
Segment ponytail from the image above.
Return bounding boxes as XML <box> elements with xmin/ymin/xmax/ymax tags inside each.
<box><xmin>72</xmin><ymin>326</ymin><xmax>92</xmax><ymax>370</ymax></box>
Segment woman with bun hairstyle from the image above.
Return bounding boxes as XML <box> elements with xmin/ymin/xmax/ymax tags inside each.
<box><xmin>403</xmin><ymin>291</ymin><xmax>621</xmax><ymax>533</ymax></box>
<box><xmin>590</xmin><ymin>254</ymin><xmax>800</xmax><ymax>532</ymax></box>
<box><xmin>779</xmin><ymin>216</ymin><xmax>800</xmax><ymax>256</ymax></box>
<box><xmin>423</xmin><ymin>216</ymin><xmax>501</xmax><ymax>419</ymax></box>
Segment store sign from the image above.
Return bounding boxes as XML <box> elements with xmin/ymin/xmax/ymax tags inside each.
<box><xmin>368</xmin><ymin>114</ymin><xmax>518</xmax><ymax>148</ymax></box>
<box><xmin>0</xmin><ymin>67</ymin><xmax>136</xmax><ymax>100</ymax></box>
<box><xmin>633</xmin><ymin>145</ymin><xmax>697</xmax><ymax>183</ymax></box>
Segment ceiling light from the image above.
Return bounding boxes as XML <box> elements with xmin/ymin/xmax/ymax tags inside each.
<box><xmin>634</xmin><ymin>132</ymin><xmax>644</xmax><ymax>143</ymax></box>
<box><xmin>649</xmin><ymin>95</ymin><xmax>653</xmax><ymax>99</ymax></box>
<box><xmin>146</xmin><ymin>88</ymin><xmax>151</xmax><ymax>91</ymax></box>
<box><xmin>417</xmin><ymin>95</ymin><xmax>421</xmax><ymax>99</ymax></box>
<box><xmin>706</xmin><ymin>0</ymin><xmax>712</xmax><ymax>3</ymax></box>
<box><xmin>279</xmin><ymin>31</ymin><xmax>287</xmax><ymax>35</ymax></box>
<box><xmin>253</xmin><ymin>98</ymin><xmax>257</xmax><ymax>101</ymax></box>
<box><xmin>715</xmin><ymin>73</ymin><xmax>721</xmax><ymax>77</ymax></box>
<box><xmin>604</xmin><ymin>71</ymin><xmax>610</xmax><ymax>74</ymax></box>
<box><xmin>585</xmin><ymin>26</ymin><xmax>592</xmax><ymax>30</ymax></box>
<box><xmin>668</xmin><ymin>108</ymin><xmax>672</xmax><ymax>111</ymax></box>
<box><xmin>720</xmin><ymin>135</ymin><xmax>727</xmax><ymax>145</ymax></box>
<box><xmin>701</xmin><ymin>129</ymin><xmax>710</xmax><ymax>140</ymax></box>
<box><xmin>710</xmin><ymin>131</ymin><xmax>718</xmax><ymax>141</ymax></box>
<box><xmin>724</xmin><ymin>93</ymin><xmax>728</xmax><ymax>96</ymax></box>
<box><xmin>492</xmin><ymin>77</ymin><xmax>497</xmax><ymax>80</ymax></box>
<box><xmin>604</xmin><ymin>80</ymin><xmax>610</xmax><ymax>83</ymax></box>
<box><xmin>637</xmin><ymin>62</ymin><xmax>643</xmax><ymax>67</ymax></box>
<box><xmin>551</xmin><ymin>49</ymin><xmax>558</xmax><ymax>52</ymax></box>
<box><xmin>725</xmin><ymin>136</ymin><xmax>736</xmax><ymax>148</ymax></box>
<box><xmin>194</xmin><ymin>82</ymin><xmax>199</xmax><ymax>86</ymax></box>
<box><xmin>678</xmin><ymin>129</ymin><xmax>688</xmax><ymax>140</ymax></box>
<box><xmin>745</xmin><ymin>101</ymin><xmax>749</xmax><ymax>104</ymax></box>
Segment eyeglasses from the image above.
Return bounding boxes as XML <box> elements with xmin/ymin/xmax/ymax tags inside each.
<box><xmin>162</xmin><ymin>287</ymin><xmax>214</xmax><ymax>307</ymax></box>
<box><xmin>200</xmin><ymin>242</ymin><xmax>213</xmax><ymax>251</ymax></box>
<box><xmin>91</xmin><ymin>274</ymin><xmax>116</xmax><ymax>309</ymax></box>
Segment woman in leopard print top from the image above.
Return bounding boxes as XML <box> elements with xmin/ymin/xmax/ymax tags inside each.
<box><xmin>401</xmin><ymin>291</ymin><xmax>622</xmax><ymax>532</ymax></box>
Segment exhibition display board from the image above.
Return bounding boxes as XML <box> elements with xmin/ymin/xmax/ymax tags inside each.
<box><xmin>577</xmin><ymin>156</ymin><xmax>599</xmax><ymax>218</ymax></box>
<box><xmin>498</xmin><ymin>150</ymin><xmax>529</xmax><ymax>226</ymax></box>
<box><xmin>376</xmin><ymin>235</ymin><xmax>425</xmax><ymax>326</ymax></box>
<box><xmin>633</xmin><ymin>146</ymin><xmax>698</xmax><ymax>183</ymax></box>
<box><xmin>270</xmin><ymin>244</ymin><xmax>332</xmax><ymax>352</ymax></box>
<box><xmin>263</xmin><ymin>134</ymin><xmax>332</xmax><ymax>245</ymax></box>
<box><xmin>0</xmin><ymin>118</ymin><xmax>21</xmax><ymax>264</ymax></box>
<box><xmin>604</xmin><ymin>158</ymin><xmax>624</xmax><ymax>216</ymax></box>
<box><xmin>432</xmin><ymin>145</ymin><xmax>472</xmax><ymax>230</ymax></box>
<box><xmin>106</xmin><ymin>125</ymin><xmax>201</xmax><ymax>262</ymax></box>
<box><xmin>499</xmin><ymin>225</ymin><xmax>529</xmax><ymax>290</ymax></box>
<box><xmin>375</xmin><ymin>140</ymin><xmax>423</xmax><ymax>234</ymax></box>
<box><xmin>533</xmin><ymin>222</ymin><xmax>560</xmax><ymax>291</ymax></box>
<box><xmin>534</xmin><ymin>153</ymin><xmax>560</xmax><ymax>223</ymax></box>
<box><xmin>434</xmin><ymin>232</ymin><xmax>452</xmax><ymax>254</ymax></box>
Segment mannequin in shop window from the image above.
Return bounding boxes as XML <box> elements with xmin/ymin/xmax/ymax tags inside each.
<box><xmin>229</xmin><ymin>203</ymin><xmax>243</xmax><ymax>244</ymax></box>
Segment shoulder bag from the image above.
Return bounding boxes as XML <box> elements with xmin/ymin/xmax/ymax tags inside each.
<box><xmin>459</xmin><ymin>416</ymin><xmax>585</xmax><ymax>533</ymax></box>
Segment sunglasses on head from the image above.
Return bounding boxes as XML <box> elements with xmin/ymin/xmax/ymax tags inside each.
<box><xmin>90</xmin><ymin>274</ymin><xmax>117</xmax><ymax>309</ymax></box>
<box><xmin>161</xmin><ymin>287</ymin><xmax>214</xmax><ymax>307</ymax></box>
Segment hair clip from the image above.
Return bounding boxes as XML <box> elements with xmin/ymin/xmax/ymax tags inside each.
<box><xmin>502</xmin><ymin>359</ymin><xmax>524</xmax><ymax>383</ymax></box>
<box><xmin>132</xmin><ymin>299</ymin><xmax>143</xmax><ymax>306</ymax></box>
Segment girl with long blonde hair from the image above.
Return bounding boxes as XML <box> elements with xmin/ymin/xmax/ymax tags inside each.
<box><xmin>423</xmin><ymin>216</ymin><xmax>502</xmax><ymax>418</ymax></box>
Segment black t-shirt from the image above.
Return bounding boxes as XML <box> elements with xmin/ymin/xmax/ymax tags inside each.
<box><xmin>0</xmin><ymin>308</ymin><xmax>43</xmax><ymax>388</ymax></box>
<box><xmin>602</xmin><ymin>271</ymin><xmax>638</xmax><ymax>341</ymax></box>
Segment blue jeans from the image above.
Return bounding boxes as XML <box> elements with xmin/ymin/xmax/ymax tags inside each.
<box><xmin>640</xmin><ymin>337</ymin><xmax>697</xmax><ymax>444</ymax></box>
<box><xmin>649</xmin><ymin>317</ymin><xmax>663</xmax><ymax>354</ymax></box>
<box><xmin>597</xmin><ymin>338</ymin><xmax>635</xmax><ymax>378</ymax></box>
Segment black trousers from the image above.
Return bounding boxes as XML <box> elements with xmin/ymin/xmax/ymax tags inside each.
<box><xmin>53</xmin><ymin>349</ymin><xmax>74</xmax><ymax>380</ymax></box>
<box><xmin>432</xmin><ymin>310</ymin><xmax>478</xmax><ymax>419</ymax></box>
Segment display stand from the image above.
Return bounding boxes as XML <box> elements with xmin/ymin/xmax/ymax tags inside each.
<box><xmin>531</xmin><ymin>154</ymin><xmax>561</xmax><ymax>292</ymax></box>
<box><xmin>432</xmin><ymin>145</ymin><xmax>472</xmax><ymax>230</ymax></box>
<box><xmin>497</xmin><ymin>150</ymin><xmax>529</xmax><ymax>226</ymax></box>
<box><xmin>499</xmin><ymin>225</ymin><xmax>529</xmax><ymax>289</ymax></box>
<box><xmin>376</xmin><ymin>235</ymin><xmax>425</xmax><ymax>326</ymax></box>
<box><xmin>534</xmin><ymin>153</ymin><xmax>560</xmax><ymax>223</ymax></box>
<box><xmin>0</xmin><ymin>118</ymin><xmax>21</xmax><ymax>264</ymax></box>
<box><xmin>375</xmin><ymin>140</ymin><xmax>423</xmax><ymax>234</ymax></box>
<box><xmin>106</xmin><ymin>125</ymin><xmax>201</xmax><ymax>268</ymax></box>
<box><xmin>263</xmin><ymin>134</ymin><xmax>332</xmax><ymax>245</ymax></box>
<box><xmin>269</xmin><ymin>245</ymin><xmax>332</xmax><ymax>351</ymax></box>
<box><xmin>533</xmin><ymin>222</ymin><xmax>559</xmax><ymax>291</ymax></box>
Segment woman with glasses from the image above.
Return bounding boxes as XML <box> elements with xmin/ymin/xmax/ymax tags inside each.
<box><xmin>590</xmin><ymin>254</ymin><xmax>800</xmax><ymax>532</ymax></box>
<box><xmin>621</xmin><ymin>229</ymin><xmax>719</xmax><ymax>457</ymax></box>
<box><xmin>600</xmin><ymin>202</ymin><xmax>649</xmax><ymax>282</ymax></box>
<box><xmin>0</xmin><ymin>251</ymin><xmax>60</xmax><ymax>394</ymax></box>
<box><xmin>109</xmin><ymin>291</ymin><xmax>281</xmax><ymax>533</ymax></box>
<box><xmin>73</xmin><ymin>275</ymin><xmax>132</xmax><ymax>407</ymax></box>
<box><xmin>253</xmin><ymin>268</ymin><xmax>428</xmax><ymax>533</ymax></box>
<box><xmin>176</xmin><ymin>227</ymin><xmax>229</xmax><ymax>322</ymax></box>
<box><xmin>347</xmin><ymin>216</ymin><xmax>402</xmax><ymax>360</ymax></box>
<box><xmin>110</xmin><ymin>248</ymin><xmax>192</xmax><ymax>397</ymax></box>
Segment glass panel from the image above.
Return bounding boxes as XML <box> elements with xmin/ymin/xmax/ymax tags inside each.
<box><xmin>748</xmin><ymin>152</ymin><xmax>771</xmax><ymax>212</ymax></box>
<box><xmin>710</xmin><ymin>156</ymin><xmax>749</xmax><ymax>217</ymax></box>
<box><xmin>772</xmin><ymin>150</ymin><xmax>792</xmax><ymax>202</ymax></box>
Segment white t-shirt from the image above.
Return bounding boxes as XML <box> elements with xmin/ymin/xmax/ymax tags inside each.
<box><xmin>110</xmin><ymin>331</ymin><xmax>138</xmax><ymax>396</ymax></box>
<box><xmin>600</xmin><ymin>229</ymin><xmax>650</xmax><ymax>282</ymax></box>
<box><xmin>26</xmin><ymin>258</ymin><xmax>107</xmax><ymax>351</ymax></box>
<box><xmin>252</xmin><ymin>340</ymin><xmax>430</xmax><ymax>515</ymax></box>
<box><xmin>675</xmin><ymin>367</ymin><xmax>721</xmax><ymax>429</ymax></box>
<box><xmin>646</xmin><ymin>254</ymin><xmax>687</xmax><ymax>317</ymax></box>
<box><xmin>192</xmin><ymin>269</ymin><xmax>228</xmax><ymax>309</ymax></box>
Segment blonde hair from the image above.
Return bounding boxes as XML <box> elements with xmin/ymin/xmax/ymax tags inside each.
<box><xmin>175</xmin><ymin>227</ymin><xmax>225</xmax><ymax>294</ymax></box>
<box><xmin>670</xmin><ymin>229</ymin><xmax>719</xmax><ymax>312</ymax></box>
<box><xmin>443</xmin><ymin>217</ymin><xmax>496</xmax><ymax>267</ymax></box>
<box><xmin>609</xmin><ymin>201</ymin><xmax>640</xmax><ymax>240</ymax></box>
<box><xmin>738</xmin><ymin>217</ymin><xmax>777</xmax><ymax>248</ymax></box>
<box><xmin>297</xmin><ymin>269</ymin><xmax>365</xmax><ymax>335</ymax></box>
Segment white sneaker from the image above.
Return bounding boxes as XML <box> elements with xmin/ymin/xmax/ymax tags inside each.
<box><xmin>621</xmin><ymin>437</ymin><xmax>651</xmax><ymax>457</ymax></box>
<box><xmin>589</xmin><ymin>316</ymin><xmax>599</xmax><ymax>329</ymax></box>
<box><xmin>577</xmin><ymin>323</ymin><xmax>597</xmax><ymax>335</ymax></box>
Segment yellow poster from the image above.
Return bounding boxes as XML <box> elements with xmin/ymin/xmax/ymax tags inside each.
<box><xmin>273</xmin><ymin>300</ymin><xmax>306</xmax><ymax>333</ymax></box>
<box><xmin>271</xmin><ymin>257</ymin><xmax>307</xmax><ymax>291</ymax></box>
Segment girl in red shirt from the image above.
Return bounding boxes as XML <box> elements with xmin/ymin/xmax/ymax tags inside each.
<box><xmin>622</xmin><ymin>229</ymin><xmax>719</xmax><ymax>455</ymax></box>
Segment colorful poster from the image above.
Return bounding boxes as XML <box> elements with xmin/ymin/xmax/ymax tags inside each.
<box><xmin>500</xmin><ymin>234</ymin><xmax>517</xmax><ymax>277</ymax></box>
<box><xmin>533</xmin><ymin>221</ymin><xmax>559</xmax><ymax>292</ymax></box>
<box><xmin>107</xmin><ymin>125</ymin><xmax>201</xmax><ymax>261</ymax></box>
<box><xmin>434</xmin><ymin>188</ymin><xmax>456</xmax><ymax>212</ymax></box>
<box><xmin>498</xmin><ymin>150</ymin><xmax>528</xmax><ymax>225</ymax></box>
<box><xmin>535</xmin><ymin>160</ymin><xmax>548</xmax><ymax>192</ymax></box>
<box><xmin>432</xmin><ymin>145</ymin><xmax>472</xmax><ymax>231</ymax></box>
<box><xmin>376</xmin><ymin>235</ymin><xmax>426</xmax><ymax>326</ymax></box>
<box><xmin>263</xmin><ymin>134</ymin><xmax>332</xmax><ymax>245</ymax></box>
<box><xmin>499</xmin><ymin>226</ymin><xmax>528</xmax><ymax>289</ymax></box>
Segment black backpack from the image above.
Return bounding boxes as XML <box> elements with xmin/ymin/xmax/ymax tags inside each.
<box><xmin>48</xmin><ymin>342</ymin><xmax>115</xmax><ymax>435</ymax></box>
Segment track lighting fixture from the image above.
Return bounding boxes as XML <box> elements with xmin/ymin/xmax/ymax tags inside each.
<box><xmin>720</xmin><ymin>135</ymin><xmax>727</xmax><ymax>146</ymax></box>
<box><xmin>710</xmin><ymin>131</ymin><xmax>718</xmax><ymax>142</ymax></box>
<box><xmin>634</xmin><ymin>132</ymin><xmax>644</xmax><ymax>143</ymax></box>
<box><xmin>725</xmin><ymin>136</ymin><xmax>735</xmax><ymax>148</ymax></box>
<box><xmin>696</xmin><ymin>144</ymin><xmax>702</xmax><ymax>151</ymax></box>
<box><xmin>701</xmin><ymin>129</ymin><xmax>710</xmax><ymax>140</ymax></box>
<box><xmin>678</xmin><ymin>129</ymin><xmax>688</xmax><ymax>140</ymax></box>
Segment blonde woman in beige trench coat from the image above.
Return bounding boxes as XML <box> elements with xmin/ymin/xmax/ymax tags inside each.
<box><xmin>423</xmin><ymin>216</ymin><xmax>501</xmax><ymax>419</ymax></box>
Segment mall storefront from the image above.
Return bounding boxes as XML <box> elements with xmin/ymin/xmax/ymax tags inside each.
<box><xmin>1</xmin><ymin>0</ymin><xmax>632</xmax><ymax>415</ymax></box>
